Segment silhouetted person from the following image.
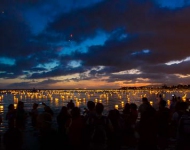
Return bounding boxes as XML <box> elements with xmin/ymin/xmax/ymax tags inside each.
<box><xmin>83</xmin><ymin>101</ymin><xmax>96</xmax><ymax>150</ymax></box>
<box><xmin>38</xmin><ymin>112</ymin><xmax>59</xmax><ymax>150</ymax></box>
<box><xmin>87</xmin><ymin>103</ymin><xmax>113</xmax><ymax>150</ymax></box>
<box><xmin>6</xmin><ymin>104</ymin><xmax>16</xmax><ymax>129</ymax></box>
<box><xmin>137</xmin><ymin>98</ymin><xmax>157</xmax><ymax>150</ymax></box>
<box><xmin>57</xmin><ymin>106</ymin><xmax>71</xmax><ymax>134</ymax></box>
<box><xmin>129</xmin><ymin>103</ymin><xmax>138</xmax><ymax>126</ymax></box>
<box><xmin>15</xmin><ymin>101</ymin><xmax>28</xmax><ymax>130</ymax></box>
<box><xmin>84</xmin><ymin>101</ymin><xmax>96</xmax><ymax>119</ymax></box>
<box><xmin>121</xmin><ymin>102</ymin><xmax>131</xmax><ymax>136</ymax></box>
<box><xmin>0</xmin><ymin>114</ymin><xmax>2</xmax><ymax>147</ymax></box>
<box><xmin>123</xmin><ymin>103</ymin><xmax>130</xmax><ymax>115</ymax></box>
<box><xmin>170</xmin><ymin>100</ymin><xmax>185</xmax><ymax>139</ymax></box>
<box><xmin>138</xmin><ymin>97</ymin><xmax>151</xmax><ymax>117</ymax></box>
<box><xmin>65</xmin><ymin>107</ymin><xmax>84</xmax><ymax>150</ymax></box>
<box><xmin>0</xmin><ymin>115</ymin><xmax>2</xmax><ymax>124</ymax></box>
<box><xmin>156</xmin><ymin>100</ymin><xmax>170</xmax><ymax>149</ymax></box>
<box><xmin>107</xmin><ymin>109</ymin><xmax>123</xmax><ymax>150</ymax></box>
<box><xmin>66</xmin><ymin>100</ymin><xmax>75</xmax><ymax>117</ymax></box>
<box><xmin>42</xmin><ymin>102</ymin><xmax>54</xmax><ymax>117</ymax></box>
<box><xmin>67</xmin><ymin>100</ymin><xmax>75</xmax><ymax>110</ymax></box>
<box><xmin>56</xmin><ymin>106</ymin><xmax>71</xmax><ymax>149</ymax></box>
<box><xmin>121</xmin><ymin>103</ymin><xmax>138</xmax><ymax>148</ymax></box>
<box><xmin>170</xmin><ymin>94</ymin><xmax>177</xmax><ymax>115</ymax></box>
<box><xmin>176</xmin><ymin>102</ymin><xmax>190</xmax><ymax>150</ymax></box>
<box><xmin>29</xmin><ymin>103</ymin><xmax>39</xmax><ymax>129</ymax></box>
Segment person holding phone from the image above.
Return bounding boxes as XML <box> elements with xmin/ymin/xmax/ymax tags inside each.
<box><xmin>42</xmin><ymin>102</ymin><xmax>54</xmax><ymax>116</ymax></box>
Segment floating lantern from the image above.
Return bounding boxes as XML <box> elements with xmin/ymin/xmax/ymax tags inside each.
<box><xmin>76</xmin><ymin>101</ymin><xmax>80</xmax><ymax>107</ymax></box>
<box><xmin>167</xmin><ymin>100</ymin><xmax>170</xmax><ymax>107</ymax></box>
<box><xmin>115</xmin><ymin>105</ymin><xmax>119</xmax><ymax>110</ymax></box>
<box><xmin>94</xmin><ymin>99</ymin><xmax>98</xmax><ymax>103</ymax></box>
<box><xmin>121</xmin><ymin>103</ymin><xmax>124</xmax><ymax>108</ymax></box>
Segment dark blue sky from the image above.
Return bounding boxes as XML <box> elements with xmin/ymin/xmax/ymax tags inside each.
<box><xmin>1</xmin><ymin>0</ymin><xmax>190</xmax><ymax>89</ymax></box>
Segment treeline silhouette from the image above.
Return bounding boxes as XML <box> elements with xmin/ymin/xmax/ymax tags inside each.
<box><xmin>119</xmin><ymin>84</ymin><xmax>190</xmax><ymax>90</ymax></box>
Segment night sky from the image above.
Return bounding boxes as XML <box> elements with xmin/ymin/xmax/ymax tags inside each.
<box><xmin>1</xmin><ymin>0</ymin><xmax>190</xmax><ymax>89</ymax></box>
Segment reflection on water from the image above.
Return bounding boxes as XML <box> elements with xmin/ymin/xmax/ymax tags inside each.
<box><xmin>0</xmin><ymin>89</ymin><xmax>189</xmax><ymax>133</ymax></box>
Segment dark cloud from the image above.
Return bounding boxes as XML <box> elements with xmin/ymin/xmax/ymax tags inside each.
<box><xmin>1</xmin><ymin>0</ymin><xmax>190</xmax><ymax>88</ymax></box>
<box><xmin>27</xmin><ymin>66</ymin><xmax>85</xmax><ymax>79</ymax></box>
<box><xmin>47</xmin><ymin>0</ymin><xmax>190</xmax><ymax>63</ymax></box>
<box><xmin>141</xmin><ymin>61</ymin><xmax>190</xmax><ymax>75</ymax></box>
<box><xmin>0</xmin><ymin>11</ymin><xmax>30</xmax><ymax>57</ymax></box>
<box><xmin>6</xmin><ymin>78</ymin><xmax>62</xmax><ymax>89</ymax></box>
<box><xmin>6</xmin><ymin>82</ymin><xmax>33</xmax><ymax>89</ymax></box>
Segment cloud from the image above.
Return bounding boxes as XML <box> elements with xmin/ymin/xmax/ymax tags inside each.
<box><xmin>27</xmin><ymin>66</ymin><xmax>85</xmax><ymax>79</ymax></box>
<box><xmin>1</xmin><ymin>0</ymin><xmax>190</xmax><ymax>88</ymax></box>
<box><xmin>6</xmin><ymin>78</ymin><xmax>62</xmax><ymax>89</ymax></box>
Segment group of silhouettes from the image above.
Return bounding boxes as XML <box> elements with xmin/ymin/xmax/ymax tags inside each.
<box><xmin>0</xmin><ymin>95</ymin><xmax>190</xmax><ymax>150</ymax></box>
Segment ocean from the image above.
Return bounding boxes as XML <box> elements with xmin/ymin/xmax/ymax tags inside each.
<box><xmin>0</xmin><ymin>89</ymin><xmax>189</xmax><ymax>133</ymax></box>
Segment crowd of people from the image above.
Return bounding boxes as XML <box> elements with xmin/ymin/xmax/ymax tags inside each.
<box><xmin>0</xmin><ymin>95</ymin><xmax>190</xmax><ymax>150</ymax></box>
